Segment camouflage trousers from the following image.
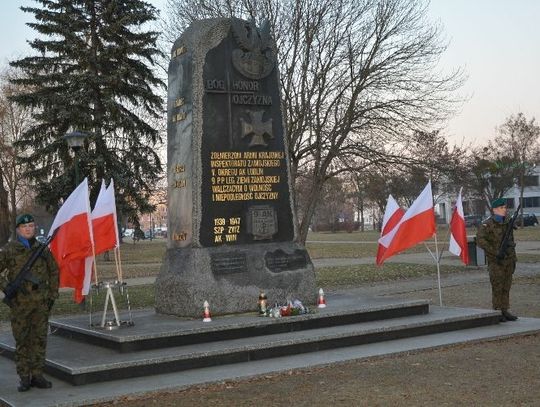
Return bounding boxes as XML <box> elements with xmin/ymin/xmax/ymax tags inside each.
<box><xmin>10</xmin><ymin>295</ymin><xmax>50</xmax><ymax>377</ymax></box>
<box><xmin>487</xmin><ymin>260</ymin><xmax>515</xmax><ymax>310</ymax></box>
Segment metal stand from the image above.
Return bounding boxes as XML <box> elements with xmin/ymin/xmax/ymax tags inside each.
<box><xmin>89</xmin><ymin>281</ymin><xmax>134</xmax><ymax>330</ymax></box>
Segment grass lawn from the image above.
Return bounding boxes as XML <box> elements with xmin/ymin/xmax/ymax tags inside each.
<box><xmin>114</xmin><ymin>238</ymin><xmax>167</xmax><ymax>263</ymax></box>
<box><xmin>0</xmin><ymin>284</ymin><xmax>157</xmax><ymax>322</ymax></box>
<box><xmin>316</xmin><ymin>263</ymin><xmax>467</xmax><ymax>288</ymax></box>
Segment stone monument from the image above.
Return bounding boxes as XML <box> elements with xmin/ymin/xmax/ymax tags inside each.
<box><xmin>155</xmin><ymin>18</ymin><xmax>316</xmax><ymax>317</ymax></box>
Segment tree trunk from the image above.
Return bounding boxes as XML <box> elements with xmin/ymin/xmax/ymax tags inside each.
<box><xmin>359</xmin><ymin>195</ymin><xmax>365</xmax><ymax>232</ymax></box>
<box><xmin>297</xmin><ymin>179</ymin><xmax>325</xmax><ymax>244</ymax></box>
<box><xmin>0</xmin><ymin>167</ymin><xmax>10</xmax><ymax>245</ymax></box>
<box><xmin>8</xmin><ymin>175</ymin><xmax>17</xmax><ymax>240</ymax></box>
<box><xmin>519</xmin><ymin>167</ymin><xmax>525</xmax><ymax>228</ymax></box>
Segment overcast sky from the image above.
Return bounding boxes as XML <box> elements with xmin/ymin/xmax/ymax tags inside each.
<box><xmin>1</xmin><ymin>0</ymin><xmax>538</xmax><ymax>147</ymax></box>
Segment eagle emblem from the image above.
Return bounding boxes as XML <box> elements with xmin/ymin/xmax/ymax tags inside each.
<box><xmin>231</xmin><ymin>18</ymin><xmax>276</xmax><ymax>79</ymax></box>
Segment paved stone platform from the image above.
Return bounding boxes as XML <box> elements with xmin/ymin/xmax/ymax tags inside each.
<box><xmin>1</xmin><ymin>313</ymin><xmax>539</xmax><ymax>407</ymax></box>
<box><xmin>1</xmin><ymin>289</ymin><xmax>539</xmax><ymax>406</ymax></box>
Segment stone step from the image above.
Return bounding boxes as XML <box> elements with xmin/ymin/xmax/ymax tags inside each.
<box><xmin>48</xmin><ymin>296</ymin><xmax>430</xmax><ymax>352</ymax></box>
<box><xmin>0</xmin><ymin>305</ymin><xmax>500</xmax><ymax>386</ymax></box>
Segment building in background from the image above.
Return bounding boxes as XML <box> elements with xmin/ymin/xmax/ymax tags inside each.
<box><xmin>437</xmin><ymin>165</ymin><xmax>540</xmax><ymax>224</ymax></box>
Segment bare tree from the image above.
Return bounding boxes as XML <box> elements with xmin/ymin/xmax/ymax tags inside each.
<box><xmin>492</xmin><ymin>113</ymin><xmax>540</xmax><ymax>224</ymax></box>
<box><xmin>348</xmin><ymin>172</ymin><xmax>368</xmax><ymax>232</ymax></box>
<box><xmin>162</xmin><ymin>0</ymin><xmax>464</xmax><ymax>242</ymax></box>
<box><xmin>464</xmin><ymin>147</ymin><xmax>517</xmax><ymax>213</ymax></box>
<box><xmin>309</xmin><ymin>176</ymin><xmax>349</xmax><ymax>232</ymax></box>
<box><xmin>0</xmin><ymin>68</ymin><xmax>35</xmax><ymax>241</ymax></box>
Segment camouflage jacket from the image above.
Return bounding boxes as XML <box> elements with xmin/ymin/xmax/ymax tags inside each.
<box><xmin>476</xmin><ymin>216</ymin><xmax>517</xmax><ymax>263</ymax></box>
<box><xmin>0</xmin><ymin>238</ymin><xmax>59</xmax><ymax>301</ymax></box>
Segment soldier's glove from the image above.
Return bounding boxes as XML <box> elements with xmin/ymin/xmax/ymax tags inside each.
<box><xmin>496</xmin><ymin>253</ymin><xmax>506</xmax><ymax>262</ymax></box>
<box><xmin>47</xmin><ymin>299</ymin><xmax>55</xmax><ymax>311</ymax></box>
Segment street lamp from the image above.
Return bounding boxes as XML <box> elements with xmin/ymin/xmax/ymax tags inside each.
<box><xmin>63</xmin><ymin>129</ymin><xmax>88</xmax><ymax>187</ymax></box>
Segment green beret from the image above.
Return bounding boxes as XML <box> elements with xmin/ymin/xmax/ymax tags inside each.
<box><xmin>491</xmin><ymin>198</ymin><xmax>506</xmax><ymax>208</ymax></box>
<box><xmin>16</xmin><ymin>213</ymin><xmax>34</xmax><ymax>227</ymax></box>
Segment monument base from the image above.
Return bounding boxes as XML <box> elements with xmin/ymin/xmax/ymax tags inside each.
<box><xmin>155</xmin><ymin>242</ymin><xmax>316</xmax><ymax>317</ymax></box>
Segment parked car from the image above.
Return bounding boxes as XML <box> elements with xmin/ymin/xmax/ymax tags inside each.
<box><xmin>464</xmin><ymin>215</ymin><xmax>483</xmax><ymax>227</ymax></box>
<box><xmin>516</xmin><ymin>213</ymin><xmax>539</xmax><ymax>227</ymax></box>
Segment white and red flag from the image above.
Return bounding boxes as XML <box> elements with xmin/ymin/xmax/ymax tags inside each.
<box><xmin>377</xmin><ymin>181</ymin><xmax>436</xmax><ymax>264</ymax></box>
<box><xmin>376</xmin><ymin>195</ymin><xmax>405</xmax><ymax>265</ymax></box>
<box><xmin>92</xmin><ymin>179</ymin><xmax>119</xmax><ymax>254</ymax></box>
<box><xmin>48</xmin><ymin>178</ymin><xmax>94</xmax><ymax>303</ymax></box>
<box><xmin>82</xmin><ymin>179</ymin><xmax>121</xmax><ymax>294</ymax></box>
<box><xmin>449</xmin><ymin>189</ymin><xmax>469</xmax><ymax>265</ymax></box>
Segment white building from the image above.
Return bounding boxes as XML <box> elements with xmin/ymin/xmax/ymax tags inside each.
<box><xmin>503</xmin><ymin>165</ymin><xmax>540</xmax><ymax>216</ymax></box>
<box><xmin>437</xmin><ymin>165</ymin><xmax>540</xmax><ymax>222</ymax></box>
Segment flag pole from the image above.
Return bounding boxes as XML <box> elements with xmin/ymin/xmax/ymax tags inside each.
<box><xmin>87</xmin><ymin>181</ymin><xmax>98</xmax><ymax>286</ymax></box>
<box><xmin>423</xmin><ymin>235</ymin><xmax>443</xmax><ymax>306</ymax></box>
<box><xmin>92</xmin><ymin>249</ymin><xmax>99</xmax><ymax>285</ymax></box>
<box><xmin>114</xmin><ymin>246</ymin><xmax>124</xmax><ymax>282</ymax></box>
<box><xmin>434</xmin><ymin>232</ymin><xmax>443</xmax><ymax>306</ymax></box>
<box><xmin>113</xmin><ymin>248</ymin><xmax>120</xmax><ymax>281</ymax></box>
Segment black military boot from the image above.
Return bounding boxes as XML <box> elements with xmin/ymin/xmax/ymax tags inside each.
<box><xmin>498</xmin><ymin>311</ymin><xmax>507</xmax><ymax>322</ymax></box>
<box><xmin>502</xmin><ymin>310</ymin><xmax>518</xmax><ymax>321</ymax></box>
<box><xmin>31</xmin><ymin>374</ymin><xmax>52</xmax><ymax>389</ymax></box>
<box><xmin>18</xmin><ymin>375</ymin><xmax>31</xmax><ymax>392</ymax></box>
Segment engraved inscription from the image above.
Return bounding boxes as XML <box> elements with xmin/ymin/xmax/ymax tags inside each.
<box><xmin>172</xmin><ymin>45</ymin><xmax>187</xmax><ymax>58</ymax></box>
<box><xmin>209</xmin><ymin>151</ymin><xmax>283</xmax><ymax>202</ymax></box>
<box><xmin>247</xmin><ymin>205</ymin><xmax>277</xmax><ymax>240</ymax></box>
<box><xmin>211</xmin><ymin>252</ymin><xmax>247</xmax><ymax>275</ymax></box>
<box><xmin>172</xmin><ymin>112</ymin><xmax>187</xmax><ymax>122</ymax></box>
<box><xmin>175</xmin><ymin>98</ymin><xmax>185</xmax><ymax>107</ymax></box>
<box><xmin>174</xmin><ymin>179</ymin><xmax>186</xmax><ymax>188</ymax></box>
<box><xmin>213</xmin><ymin>217</ymin><xmax>241</xmax><ymax>244</ymax></box>
<box><xmin>172</xmin><ymin>232</ymin><xmax>187</xmax><ymax>241</ymax></box>
<box><xmin>174</xmin><ymin>164</ymin><xmax>185</xmax><ymax>173</ymax></box>
<box><xmin>265</xmin><ymin>249</ymin><xmax>308</xmax><ymax>273</ymax></box>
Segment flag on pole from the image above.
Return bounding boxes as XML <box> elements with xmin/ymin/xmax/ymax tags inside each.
<box><xmin>92</xmin><ymin>179</ymin><xmax>119</xmax><ymax>254</ymax></box>
<box><xmin>83</xmin><ymin>179</ymin><xmax>121</xmax><ymax>293</ymax></box>
<box><xmin>377</xmin><ymin>181</ymin><xmax>436</xmax><ymax>264</ymax></box>
<box><xmin>376</xmin><ymin>195</ymin><xmax>405</xmax><ymax>265</ymax></box>
<box><xmin>449</xmin><ymin>188</ymin><xmax>469</xmax><ymax>265</ymax></box>
<box><xmin>48</xmin><ymin>178</ymin><xmax>94</xmax><ymax>303</ymax></box>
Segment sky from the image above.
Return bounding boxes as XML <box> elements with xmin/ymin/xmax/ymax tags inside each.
<box><xmin>1</xmin><ymin>0</ymin><xmax>538</xmax><ymax>147</ymax></box>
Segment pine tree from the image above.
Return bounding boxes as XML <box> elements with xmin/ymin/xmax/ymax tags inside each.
<box><xmin>10</xmin><ymin>0</ymin><xmax>164</xmax><ymax>222</ymax></box>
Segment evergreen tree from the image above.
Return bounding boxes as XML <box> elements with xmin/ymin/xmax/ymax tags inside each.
<box><xmin>10</xmin><ymin>0</ymin><xmax>164</xmax><ymax>222</ymax></box>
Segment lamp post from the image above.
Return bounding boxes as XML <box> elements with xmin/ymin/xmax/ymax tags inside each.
<box><xmin>63</xmin><ymin>129</ymin><xmax>88</xmax><ymax>187</ymax></box>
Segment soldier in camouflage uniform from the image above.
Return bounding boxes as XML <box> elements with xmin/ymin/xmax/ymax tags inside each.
<box><xmin>476</xmin><ymin>198</ymin><xmax>518</xmax><ymax>322</ymax></box>
<box><xmin>0</xmin><ymin>214</ymin><xmax>59</xmax><ymax>392</ymax></box>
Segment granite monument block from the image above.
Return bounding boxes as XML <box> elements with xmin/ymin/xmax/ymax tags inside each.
<box><xmin>155</xmin><ymin>18</ymin><xmax>316</xmax><ymax>317</ymax></box>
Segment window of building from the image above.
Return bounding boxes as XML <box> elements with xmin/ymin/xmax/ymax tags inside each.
<box><xmin>522</xmin><ymin>196</ymin><xmax>540</xmax><ymax>208</ymax></box>
<box><xmin>519</xmin><ymin>175</ymin><xmax>539</xmax><ymax>187</ymax></box>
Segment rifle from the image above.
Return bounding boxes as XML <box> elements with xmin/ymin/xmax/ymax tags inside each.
<box><xmin>496</xmin><ymin>204</ymin><xmax>521</xmax><ymax>261</ymax></box>
<box><xmin>2</xmin><ymin>231</ymin><xmax>56</xmax><ymax>307</ymax></box>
